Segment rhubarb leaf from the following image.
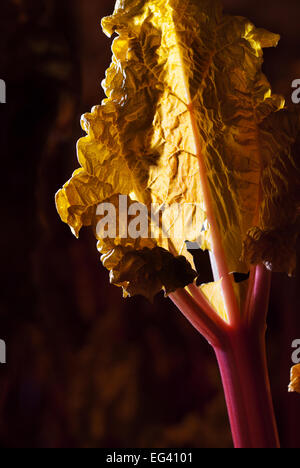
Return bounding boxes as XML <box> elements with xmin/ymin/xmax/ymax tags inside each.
<box><xmin>96</xmin><ymin>195</ymin><xmax>197</xmax><ymax>300</ymax></box>
<box><xmin>56</xmin><ymin>0</ymin><xmax>300</xmax><ymax>302</ymax></box>
<box><xmin>242</xmin><ymin>109</ymin><xmax>300</xmax><ymax>276</ymax></box>
<box><xmin>289</xmin><ymin>364</ymin><xmax>300</xmax><ymax>394</ymax></box>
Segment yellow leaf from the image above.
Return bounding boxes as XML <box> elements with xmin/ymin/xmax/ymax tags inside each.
<box><xmin>289</xmin><ymin>364</ymin><xmax>300</xmax><ymax>394</ymax></box>
<box><xmin>56</xmin><ymin>0</ymin><xmax>300</xmax><ymax>303</ymax></box>
<box><xmin>56</xmin><ymin>168</ymin><xmax>113</xmax><ymax>237</ymax></box>
<box><xmin>95</xmin><ymin>194</ymin><xmax>197</xmax><ymax>299</ymax></box>
<box><xmin>242</xmin><ymin>109</ymin><xmax>300</xmax><ymax>276</ymax></box>
<box><xmin>200</xmin><ymin>280</ymin><xmax>228</xmax><ymax>322</ymax></box>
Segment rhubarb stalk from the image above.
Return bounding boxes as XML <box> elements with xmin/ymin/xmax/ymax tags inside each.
<box><xmin>170</xmin><ymin>264</ymin><xmax>280</xmax><ymax>448</ymax></box>
<box><xmin>55</xmin><ymin>0</ymin><xmax>300</xmax><ymax>449</ymax></box>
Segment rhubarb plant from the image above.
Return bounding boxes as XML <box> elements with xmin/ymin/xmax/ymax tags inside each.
<box><xmin>56</xmin><ymin>0</ymin><xmax>300</xmax><ymax>448</ymax></box>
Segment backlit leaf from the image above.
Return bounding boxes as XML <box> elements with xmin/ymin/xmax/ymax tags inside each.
<box><xmin>96</xmin><ymin>195</ymin><xmax>197</xmax><ymax>300</ymax></box>
<box><xmin>56</xmin><ymin>0</ymin><xmax>300</xmax><ymax>304</ymax></box>
<box><xmin>289</xmin><ymin>364</ymin><xmax>300</xmax><ymax>394</ymax></box>
<box><xmin>242</xmin><ymin>109</ymin><xmax>300</xmax><ymax>276</ymax></box>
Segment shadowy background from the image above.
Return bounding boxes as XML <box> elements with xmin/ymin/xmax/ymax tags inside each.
<box><xmin>0</xmin><ymin>0</ymin><xmax>300</xmax><ymax>448</ymax></box>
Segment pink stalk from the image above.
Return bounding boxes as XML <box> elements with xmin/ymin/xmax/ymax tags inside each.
<box><xmin>214</xmin><ymin>325</ymin><xmax>280</xmax><ymax>448</ymax></box>
<box><xmin>187</xmin><ymin>102</ymin><xmax>240</xmax><ymax>327</ymax></box>
<box><xmin>170</xmin><ymin>288</ymin><xmax>225</xmax><ymax>348</ymax></box>
<box><xmin>170</xmin><ymin>264</ymin><xmax>280</xmax><ymax>448</ymax></box>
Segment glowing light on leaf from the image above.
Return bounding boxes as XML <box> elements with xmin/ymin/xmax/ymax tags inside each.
<box><xmin>56</xmin><ymin>0</ymin><xmax>300</xmax><ymax>307</ymax></box>
<box><xmin>289</xmin><ymin>364</ymin><xmax>300</xmax><ymax>394</ymax></box>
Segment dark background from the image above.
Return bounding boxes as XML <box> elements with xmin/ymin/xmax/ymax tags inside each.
<box><xmin>0</xmin><ymin>0</ymin><xmax>300</xmax><ymax>448</ymax></box>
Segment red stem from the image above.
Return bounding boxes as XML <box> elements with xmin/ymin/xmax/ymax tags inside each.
<box><xmin>244</xmin><ymin>264</ymin><xmax>272</xmax><ymax>327</ymax></box>
<box><xmin>170</xmin><ymin>288</ymin><xmax>226</xmax><ymax>348</ymax></box>
<box><xmin>214</xmin><ymin>325</ymin><xmax>280</xmax><ymax>448</ymax></box>
<box><xmin>187</xmin><ymin>103</ymin><xmax>240</xmax><ymax>326</ymax></box>
<box><xmin>215</xmin><ymin>263</ymin><xmax>279</xmax><ymax>448</ymax></box>
<box><xmin>170</xmin><ymin>265</ymin><xmax>279</xmax><ymax>448</ymax></box>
